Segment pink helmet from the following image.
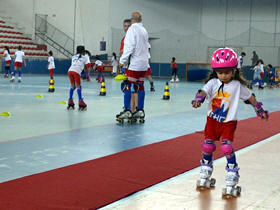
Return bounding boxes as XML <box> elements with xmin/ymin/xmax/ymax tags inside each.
<box><xmin>210</xmin><ymin>48</ymin><xmax>238</xmax><ymax>69</ymax></box>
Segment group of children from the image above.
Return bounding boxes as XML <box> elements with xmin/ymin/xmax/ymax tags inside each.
<box><xmin>2</xmin><ymin>45</ymin><xmax>26</xmax><ymax>82</ymax></box>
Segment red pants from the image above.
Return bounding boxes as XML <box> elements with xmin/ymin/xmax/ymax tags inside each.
<box><xmin>68</xmin><ymin>71</ymin><xmax>81</xmax><ymax>86</ymax></box>
<box><xmin>49</xmin><ymin>69</ymin><xmax>54</xmax><ymax>77</ymax></box>
<box><xmin>146</xmin><ymin>68</ymin><xmax>152</xmax><ymax>76</ymax></box>
<box><xmin>14</xmin><ymin>62</ymin><xmax>22</xmax><ymax>68</ymax></box>
<box><xmin>204</xmin><ymin>116</ymin><xmax>237</xmax><ymax>141</ymax></box>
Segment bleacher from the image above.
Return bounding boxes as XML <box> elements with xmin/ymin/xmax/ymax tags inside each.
<box><xmin>0</xmin><ymin>19</ymin><xmax>48</xmax><ymax>57</ymax></box>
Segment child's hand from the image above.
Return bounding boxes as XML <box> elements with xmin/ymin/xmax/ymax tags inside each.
<box><xmin>192</xmin><ymin>101</ymin><xmax>201</xmax><ymax>108</ymax></box>
<box><xmin>260</xmin><ymin>111</ymin><xmax>269</xmax><ymax>121</ymax></box>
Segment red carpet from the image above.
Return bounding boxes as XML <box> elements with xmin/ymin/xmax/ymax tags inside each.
<box><xmin>1</xmin><ymin>111</ymin><xmax>280</xmax><ymax>210</ymax></box>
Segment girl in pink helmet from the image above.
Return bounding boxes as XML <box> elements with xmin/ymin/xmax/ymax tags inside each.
<box><xmin>191</xmin><ymin>47</ymin><xmax>269</xmax><ymax>197</ymax></box>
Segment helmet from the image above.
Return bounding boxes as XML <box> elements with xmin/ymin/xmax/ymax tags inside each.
<box><xmin>210</xmin><ymin>48</ymin><xmax>238</xmax><ymax>69</ymax></box>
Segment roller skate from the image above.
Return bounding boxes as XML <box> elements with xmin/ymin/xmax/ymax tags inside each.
<box><xmin>131</xmin><ymin>109</ymin><xmax>145</xmax><ymax>123</ymax></box>
<box><xmin>10</xmin><ymin>76</ymin><xmax>15</xmax><ymax>83</ymax></box>
<box><xmin>18</xmin><ymin>77</ymin><xmax>22</xmax><ymax>83</ymax></box>
<box><xmin>196</xmin><ymin>160</ymin><xmax>216</xmax><ymax>189</ymax></box>
<box><xmin>170</xmin><ymin>76</ymin><xmax>175</xmax><ymax>83</ymax></box>
<box><xmin>4</xmin><ymin>74</ymin><xmax>8</xmax><ymax>78</ymax></box>
<box><xmin>116</xmin><ymin>109</ymin><xmax>132</xmax><ymax>124</ymax></box>
<box><xmin>78</xmin><ymin>99</ymin><xmax>87</xmax><ymax>111</ymax></box>
<box><xmin>222</xmin><ymin>164</ymin><xmax>241</xmax><ymax>198</ymax></box>
<box><xmin>175</xmin><ymin>76</ymin><xmax>180</xmax><ymax>83</ymax></box>
<box><xmin>247</xmin><ymin>84</ymin><xmax>253</xmax><ymax>89</ymax></box>
<box><xmin>67</xmin><ymin>99</ymin><xmax>75</xmax><ymax>110</ymax></box>
<box><xmin>150</xmin><ymin>86</ymin><xmax>155</xmax><ymax>92</ymax></box>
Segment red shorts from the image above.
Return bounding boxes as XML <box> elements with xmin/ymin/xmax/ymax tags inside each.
<box><xmin>68</xmin><ymin>71</ymin><xmax>81</xmax><ymax>86</ymax></box>
<box><xmin>49</xmin><ymin>69</ymin><xmax>54</xmax><ymax>77</ymax></box>
<box><xmin>260</xmin><ymin>72</ymin><xmax>264</xmax><ymax>78</ymax></box>
<box><xmin>97</xmin><ymin>66</ymin><xmax>103</xmax><ymax>72</ymax></box>
<box><xmin>204</xmin><ymin>116</ymin><xmax>237</xmax><ymax>141</ymax></box>
<box><xmin>14</xmin><ymin>62</ymin><xmax>22</xmax><ymax>68</ymax></box>
<box><xmin>5</xmin><ymin>60</ymin><xmax>11</xmax><ymax>65</ymax></box>
<box><xmin>146</xmin><ymin>68</ymin><xmax>152</xmax><ymax>76</ymax></box>
<box><xmin>125</xmin><ymin>69</ymin><xmax>147</xmax><ymax>83</ymax></box>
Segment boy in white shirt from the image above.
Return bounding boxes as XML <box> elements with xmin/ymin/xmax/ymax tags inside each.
<box><xmin>47</xmin><ymin>51</ymin><xmax>55</xmax><ymax>79</ymax></box>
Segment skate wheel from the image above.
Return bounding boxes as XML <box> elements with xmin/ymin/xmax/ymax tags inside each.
<box><xmin>139</xmin><ymin>119</ymin><xmax>145</xmax><ymax>123</ymax></box>
<box><xmin>236</xmin><ymin>186</ymin><xmax>241</xmax><ymax>194</ymax></box>
<box><xmin>222</xmin><ymin>188</ymin><xmax>227</xmax><ymax>196</ymax></box>
<box><xmin>196</xmin><ymin>180</ymin><xmax>201</xmax><ymax>187</ymax></box>
<box><xmin>232</xmin><ymin>189</ymin><xmax>238</xmax><ymax>197</ymax></box>
<box><xmin>210</xmin><ymin>178</ymin><xmax>216</xmax><ymax>186</ymax></box>
<box><xmin>205</xmin><ymin>181</ymin><xmax>211</xmax><ymax>188</ymax></box>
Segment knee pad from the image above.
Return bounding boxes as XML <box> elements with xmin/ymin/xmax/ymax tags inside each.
<box><xmin>220</xmin><ymin>140</ymin><xmax>234</xmax><ymax>155</ymax></box>
<box><xmin>202</xmin><ymin>139</ymin><xmax>216</xmax><ymax>154</ymax></box>
<box><xmin>121</xmin><ymin>81</ymin><xmax>131</xmax><ymax>92</ymax></box>
<box><xmin>138</xmin><ymin>83</ymin><xmax>144</xmax><ymax>91</ymax></box>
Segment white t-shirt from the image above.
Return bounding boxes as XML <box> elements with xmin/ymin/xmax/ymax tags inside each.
<box><xmin>68</xmin><ymin>54</ymin><xmax>89</xmax><ymax>75</ymax></box>
<box><xmin>237</xmin><ymin>56</ymin><xmax>243</xmax><ymax>68</ymax></box>
<box><xmin>95</xmin><ymin>60</ymin><xmax>103</xmax><ymax>66</ymax></box>
<box><xmin>4</xmin><ymin>50</ymin><xmax>11</xmax><ymax>61</ymax></box>
<box><xmin>119</xmin><ymin>22</ymin><xmax>149</xmax><ymax>71</ymax></box>
<box><xmin>48</xmin><ymin>56</ymin><xmax>55</xmax><ymax>69</ymax></box>
<box><xmin>85</xmin><ymin>54</ymin><xmax>90</xmax><ymax>64</ymax></box>
<box><xmin>15</xmin><ymin>50</ymin><xmax>25</xmax><ymax>62</ymax></box>
<box><xmin>111</xmin><ymin>56</ymin><xmax>117</xmax><ymax>67</ymax></box>
<box><xmin>202</xmin><ymin>78</ymin><xmax>252</xmax><ymax>123</ymax></box>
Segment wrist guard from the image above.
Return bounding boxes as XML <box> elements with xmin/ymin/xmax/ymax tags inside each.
<box><xmin>253</xmin><ymin>102</ymin><xmax>269</xmax><ymax>119</ymax></box>
<box><xmin>192</xmin><ymin>90</ymin><xmax>206</xmax><ymax>104</ymax></box>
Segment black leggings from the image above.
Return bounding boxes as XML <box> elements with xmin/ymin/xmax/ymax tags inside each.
<box><xmin>172</xmin><ymin>68</ymin><xmax>177</xmax><ymax>77</ymax></box>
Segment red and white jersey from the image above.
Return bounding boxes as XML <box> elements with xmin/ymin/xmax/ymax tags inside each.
<box><xmin>4</xmin><ymin>50</ymin><xmax>11</xmax><ymax>61</ymax></box>
<box><xmin>68</xmin><ymin>54</ymin><xmax>89</xmax><ymax>75</ymax></box>
<box><xmin>95</xmin><ymin>60</ymin><xmax>103</xmax><ymax>67</ymax></box>
<box><xmin>15</xmin><ymin>50</ymin><xmax>25</xmax><ymax>62</ymax></box>
<box><xmin>48</xmin><ymin>56</ymin><xmax>55</xmax><ymax>69</ymax></box>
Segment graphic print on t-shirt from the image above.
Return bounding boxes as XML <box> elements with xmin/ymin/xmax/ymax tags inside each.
<box><xmin>209</xmin><ymin>91</ymin><xmax>231</xmax><ymax>123</ymax></box>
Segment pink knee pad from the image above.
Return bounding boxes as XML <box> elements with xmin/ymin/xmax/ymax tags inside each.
<box><xmin>202</xmin><ymin>139</ymin><xmax>216</xmax><ymax>154</ymax></box>
<box><xmin>220</xmin><ymin>142</ymin><xmax>233</xmax><ymax>156</ymax></box>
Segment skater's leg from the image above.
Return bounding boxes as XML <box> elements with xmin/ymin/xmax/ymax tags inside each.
<box><xmin>198</xmin><ymin>139</ymin><xmax>216</xmax><ymax>186</ymax></box>
<box><xmin>137</xmin><ymin>83</ymin><xmax>145</xmax><ymax>110</ymax></box>
<box><xmin>123</xmin><ymin>81</ymin><xmax>132</xmax><ymax>111</ymax></box>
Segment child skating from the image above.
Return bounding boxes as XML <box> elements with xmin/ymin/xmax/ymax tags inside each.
<box><xmin>3</xmin><ymin>46</ymin><xmax>11</xmax><ymax>78</ymax></box>
<box><xmin>191</xmin><ymin>48</ymin><xmax>269</xmax><ymax>197</ymax></box>
<box><xmin>67</xmin><ymin>45</ymin><xmax>89</xmax><ymax>111</ymax></box>
<box><xmin>47</xmin><ymin>51</ymin><xmax>55</xmax><ymax>79</ymax></box>
<box><xmin>11</xmin><ymin>45</ymin><xmax>26</xmax><ymax>82</ymax></box>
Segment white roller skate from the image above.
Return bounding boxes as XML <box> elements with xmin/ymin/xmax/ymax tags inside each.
<box><xmin>196</xmin><ymin>160</ymin><xmax>216</xmax><ymax>189</ymax></box>
<box><xmin>222</xmin><ymin>164</ymin><xmax>241</xmax><ymax>197</ymax></box>
<box><xmin>10</xmin><ymin>76</ymin><xmax>15</xmax><ymax>82</ymax></box>
<box><xmin>18</xmin><ymin>77</ymin><xmax>22</xmax><ymax>83</ymax></box>
<box><xmin>67</xmin><ymin>99</ymin><xmax>75</xmax><ymax>110</ymax></box>
<box><xmin>116</xmin><ymin>109</ymin><xmax>132</xmax><ymax>124</ymax></box>
<box><xmin>170</xmin><ymin>76</ymin><xmax>175</xmax><ymax>83</ymax></box>
<box><xmin>78</xmin><ymin>99</ymin><xmax>87</xmax><ymax>111</ymax></box>
<box><xmin>132</xmin><ymin>109</ymin><xmax>145</xmax><ymax>123</ymax></box>
<box><xmin>175</xmin><ymin>76</ymin><xmax>179</xmax><ymax>83</ymax></box>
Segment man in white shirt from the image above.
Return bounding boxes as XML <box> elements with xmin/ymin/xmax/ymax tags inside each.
<box><xmin>117</xmin><ymin>11</ymin><xmax>149</xmax><ymax>121</ymax></box>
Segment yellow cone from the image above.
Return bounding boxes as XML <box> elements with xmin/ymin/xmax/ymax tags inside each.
<box><xmin>99</xmin><ymin>80</ymin><xmax>106</xmax><ymax>96</ymax></box>
<box><xmin>48</xmin><ymin>78</ymin><xmax>55</xmax><ymax>92</ymax></box>
<box><xmin>60</xmin><ymin>101</ymin><xmax>67</xmax><ymax>104</ymax></box>
<box><xmin>0</xmin><ymin>112</ymin><xmax>11</xmax><ymax>117</ymax></box>
<box><xmin>162</xmin><ymin>82</ymin><xmax>170</xmax><ymax>100</ymax></box>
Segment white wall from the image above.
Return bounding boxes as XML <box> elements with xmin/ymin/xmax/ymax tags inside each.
<box><xmin>0</xmin><ymin>0</ymin><xmax>110</xmax><ymax>57</ymax></box>
<box><xmin>1</xmin><ymin>0</ymin><xmax>280</xmax><ymax>65</ymax></box>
